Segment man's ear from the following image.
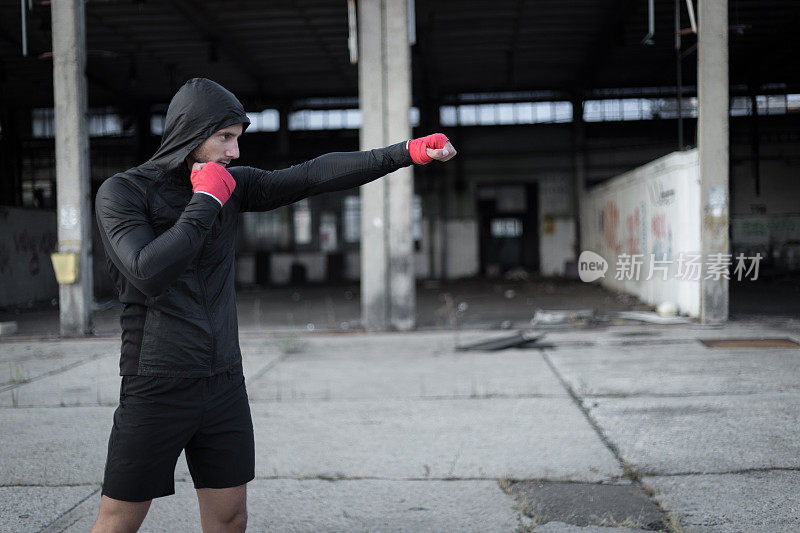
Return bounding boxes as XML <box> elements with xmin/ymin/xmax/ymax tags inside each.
<box><xmin>185</xmin><ymin>145</ymin><xmax>199</xmax><ymax>168</ymax></box>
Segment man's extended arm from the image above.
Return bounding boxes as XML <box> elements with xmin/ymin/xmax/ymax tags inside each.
<box><xmin>233</xmin><ymin>142</ymin><xmax>413</xmax><ymax>213</ymax></box>
<box><xmin>95</xmin><ymin>177</ymin><xmax>221</xmax><ymax>297</ymax></box>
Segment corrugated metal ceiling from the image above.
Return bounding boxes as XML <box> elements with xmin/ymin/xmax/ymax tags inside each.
<box><xmin>0</xmin><ymin>0</ymin><xmax>797</xmax><ymax>109</ymax></box>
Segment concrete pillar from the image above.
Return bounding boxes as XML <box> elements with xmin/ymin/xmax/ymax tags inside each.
<box><xmin>697</xmin><ymin>0</ymin><xmax>729</xmax><ymax>323</ymax></box>
<box><xmin>358</xmin><ymin>0</ymin><xmax>415</xmax><ymax>331</ymax></box>
<box><xmin>51</xmin><ymin>0</ymin><xmax>93</xmax><ymax>335</ymax></box>
<box><xmin>571</xmin><ymin>97</ymin><xmax>587</xmax><ymax>257</ymax></box>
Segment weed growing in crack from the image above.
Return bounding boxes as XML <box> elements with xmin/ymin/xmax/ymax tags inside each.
<box><xmin>498</xmin><ymin>478</ymin><xmax>543</xmax><ymax>532</ymax></box>
<box><xmin>595</xmin><ymin>510</ymin><xmax>646</xmax><ymax>529</ymax></box>
<box><xmin>666</xmin><ymin>511</ymin><xmax>686</xmax><ymax>533</ymax></box>
<box><xmin>8</xmin><ymin>364</ymin><xmax>28</xmax><ymax>384</ymax></box>
<box><xmin>514</xmin><ymin>512</ymin><xmax>537</xmax><ymax>533</ymax></box>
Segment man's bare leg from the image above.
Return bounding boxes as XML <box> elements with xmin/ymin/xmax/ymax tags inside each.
<box><xmin>196</xmin><ymin>484</ymin><xmax>248</xmax><ymax>533</ymax></box>
<box><xmin>90</xmin><ymin>495</ymin><xmax>151</xmax><ymax>533</ymax></box>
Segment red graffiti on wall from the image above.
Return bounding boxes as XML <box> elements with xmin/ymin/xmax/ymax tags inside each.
<box><xmin>602</xmin><ymin>201</ymin><xmax>620</xmax><ymax>252</ymax></box>
<box><xmin>625</xmin><ymin>208</ymin><xmax>641</xmax><ymax>254</ymax></box>
<box><xmin>652</xmin><ymin>214</ymin><xmax>667</xmax><ymax>239</ymax></box>
<box><xmin>12</xmin><ymin>229</ymin><xmax>57</xmax><ymax>278</ymax></box>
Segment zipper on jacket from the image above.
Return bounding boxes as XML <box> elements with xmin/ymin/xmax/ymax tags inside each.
<box><xmin>196</xmin><ymin>261</ymin><xmax>216</xmax><ymax>376</ymax></box>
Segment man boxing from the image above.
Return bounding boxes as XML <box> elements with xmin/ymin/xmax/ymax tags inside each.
<box><xmin>92</xmin><ymin>78</ymin><xmax>455</xmax><ymax>532</ymax></box>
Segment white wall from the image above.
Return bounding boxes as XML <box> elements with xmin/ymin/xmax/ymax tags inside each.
<box><xmin>539</xmin><ymin>217</ymin><xmax>575</xmax><ymax>276</ymax></box>
<box><xmin>443</xmin><ymin>219</ymin><xmax>480</xmax><ymax>279</ymax></box>
<box><xmin>538</xmin><ymin>175</ymin><xmax>575</xmax><ymax>276</ymax></box>
<box><xmin>0</xmin><ymin>207</ymin><xmax>59</xmax><ymax>307</ymax></box>
<box><xmin>581</xmin><ymin>149</ymin><xmax>702</xmax><ymax>317</ymax></box>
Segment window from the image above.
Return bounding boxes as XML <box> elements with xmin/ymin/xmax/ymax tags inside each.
<box><xmin>32</xmin><ymin>108</ymin><xmax>55</xmax><ymax>138</ymax></box>
<box><xmin>288</xmin><ymin>107</ymin><xmax>418</xmax><ymax>131</ymax></box>
<box><xmin>440</xmin><ymin>101</ymin><xmax>572</xmax><ymax>126</ymax></box>
<box><xmin>245</xmin><ymin>109</ymin><xmax>279</xmax><ymax>132</ymax></box>
<box><xmin>241</xmin><ymin>209</ymin><xmax>290</xmax><ymax>249</ymax></box>
<box><xmin>343</xmin><ymin>195</ymin><xmax>361</xmax><ymax>243</ymax></box>
<box><xmin>150</xmin><ymin>114</ymin><xmax>166</xmax><ymax>136</ymax></box>
<box><xmin>34</xmin><ymin>107</ymin><xmax>130</xmax><ymax>138</ymax></box>
<box><xmin>491</xmin><ymin>218</ymin><xmax>523</xmax><ymax>238</ymax></box>
<box><xmin>293</xmin><ymin>199</ymin><xmax>312</xmax><ymax>245</ymax></box>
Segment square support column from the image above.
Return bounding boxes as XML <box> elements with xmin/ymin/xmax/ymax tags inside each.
<box><xmin>698</xmin><ymin>0</ymin><xmax>729</xmax><ymax>323</ymax></box>
<box><xmin>358</xmin><ymin>0</ymin><xmax>415</xmax><ymax>331</ymax></box>
<box><xmin>51</xmin><ymin>0</ymin><xmax>93</xmax><ymax>335</ymax></box>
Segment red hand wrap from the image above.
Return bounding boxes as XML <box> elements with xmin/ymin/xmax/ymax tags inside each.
<box><xmin>408</xmin><ymin>133</ymin><xmax>450</xmax><ymax>165</ymax></box>
<box><xmin>190</xmin><ymin>162</ymin><xmax>236</xmax><ymax>206</ymax></box>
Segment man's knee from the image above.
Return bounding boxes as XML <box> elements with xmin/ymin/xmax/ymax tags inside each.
<box><xmin>91</xmin><ymin>495</ymin><xmax>151</xmax><ymax>533</ymax></box>
<box><xmin>228</xmin><ymin>508</ymin><xmax>247</xmax><ymax>532</ymax></box>
<box><xmin>206</xmin><ymin>505</ymin><xmax>247</xmax><ymax>532</ymax></box>
<box><xmin>197</xmin><ymin>485</ymin><xmax>248</xmax><ymax>532</ymax></box>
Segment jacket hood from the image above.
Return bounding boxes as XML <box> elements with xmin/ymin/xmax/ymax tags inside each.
<box><xmin>143</xmin><ymin>78</ymin><xmax>250</xmax><ymax>175</ymax></box>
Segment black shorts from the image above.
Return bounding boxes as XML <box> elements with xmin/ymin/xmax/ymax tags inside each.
<box><xmin>101</xmin><ymin>370</ymin><xmax>255</xmax><ymax>502</ymax></box>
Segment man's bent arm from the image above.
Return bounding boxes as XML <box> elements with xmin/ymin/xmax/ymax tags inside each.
<box><xmin>95</xmin><ymin>177</ymin><xmax>221</xmax><ymax>297</ymax></box>
<box><xmin>233</xmin><ymin>141</ymin><xmax>412</xmax><ymax>212</ymax></box>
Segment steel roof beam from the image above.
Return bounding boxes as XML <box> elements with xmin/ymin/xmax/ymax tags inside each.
<box><xmin>164</xmin><ymin>0</ymin><xmax>278</xmax><ymax>99</ymax></box>
<box><xmin>574</xmin><ymin>0</ymin><xmax>635</xmax><ymax>95</ymax></box>
<box><xmin>0</xmin><ymin>13</ymin><xmax>135</xmax><ymax>106</ymax></box>
<box><xmin>288</xmin><ymin>0</ymin><xmax>351</xmax><ymax>88</ymax></box>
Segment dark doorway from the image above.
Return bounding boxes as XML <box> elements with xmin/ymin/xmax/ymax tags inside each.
<box><xmin>477</xmin><ymin>184</ymin><xmax>539</xmax><ymax>276</ymax></box>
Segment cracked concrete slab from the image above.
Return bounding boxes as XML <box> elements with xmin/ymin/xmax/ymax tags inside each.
<box><xmin>49</xmin><ymin>479</ymin><xmax>521</xmax><ymax>532</ymax></box>
<box><xmin>0</xmin><ymin>485</ymin><xmax>97</xmax><ymax>533</ymax></box>
<box><xmin>0</xmin><ymin>338</ymin><xmax>284</xmax><ymax>408</ymax></box>
<box><xmin>586</xmin><ymin>392</ymin><xmax>800</xmax><ymax>474</ymax></box>
<box><xmin>248</xmin><ymin>332</ymin><xmax>566</xmax><ymax>401</ymax></box>
<box><xmin>535</xmin><ymin>322</ymin><xmax>798</xmax><ymax>347</ymax></box>
<box><xmin>0</xmin><ymin>356</ymin><xmax>120</xmax><ymax>408</ymax></box>
<box><xmin>644</xmin><ymin>470</ymin><xmax>800</xmax><ymax>532</ymax></box>
<box><xmin>0</xmin><ymin>406</ymin><xmax>113</xmax><ymax>485</ymax></box>
<box><xmin>506</xmin><ymin>481</ymin><xmax>665</xmax><ymax>530</ymax></box>
<box><xmin>0</xmin><ymin>395</ymin><xmax>622</xmax><ymax>487</ymax></box>
<box><xmin>5</xmin><ymin>322</ymin><xmax>798</xmax><ymax>532</ymax></box>
<box><xmin>545</xmin><ymin>342</ymin><xmax>800</xmax><ymax>397</ymax></box>
<box><xmin>250</xmin><ymin>398</ymin><xmax>622</xmax><ymax>481</ymax></box>
<box><xmin>0</xmin><ymin>338</ymin><xmax>118</xmax><ymax>389</ymax></box>
<box><xmin>0</xmin><ymin>409</ymin><xmax>197</xmax><ymax>487</ymax></box>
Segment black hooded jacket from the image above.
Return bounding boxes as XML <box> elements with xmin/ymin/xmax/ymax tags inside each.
<box><xmin>96</xmin><ymin>78</ymin><xmax>413</xmax><ymax>377</ymax></box>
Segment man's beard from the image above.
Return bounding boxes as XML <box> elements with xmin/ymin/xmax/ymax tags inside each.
<box><xmin>189</xmin><ymin>147</ymin><xmax>228</xmax><ymax>167</ymax></box>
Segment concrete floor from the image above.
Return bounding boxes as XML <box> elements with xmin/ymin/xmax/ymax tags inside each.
<box><xmin>1</xmin><ymin>321</ymin><xmax>800</xmax><ymax>530</ymax></box>
<box><xmin>1</xmin><ymin>279</ymin><xmax>799</xmax><ymax>532</ymax></box>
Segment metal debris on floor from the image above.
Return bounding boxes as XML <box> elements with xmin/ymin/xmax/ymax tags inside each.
<box><xmin>456</xmin><ymin>330</ymin><xmax>547</xmax><ymax>351</ymax></box>
<box><xmin>531</xmin><ymin>309</ymin><xmax>595</xmax><ymax>325</ymax></box>
<box><xmin>615</xmin><ymin>311</ymin><xmax>692</xmax><ymax>325</ymax></box>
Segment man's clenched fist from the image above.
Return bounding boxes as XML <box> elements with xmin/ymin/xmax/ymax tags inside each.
<box><xmin>190</xmin><ymin>161</ymin><xmax>236</xmax><ymax>206</ymax></box>
<box><xmin>408</xmin><ymin>133</ymin><xmax>457</xmax><ymax>164</ymax></box>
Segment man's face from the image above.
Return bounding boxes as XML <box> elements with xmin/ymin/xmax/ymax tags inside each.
<box><xmin>187</xmin><ymin>123</ymin><xmax>243</xmax><ymax>168</ymax></box>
